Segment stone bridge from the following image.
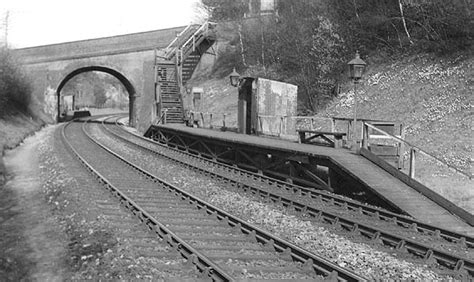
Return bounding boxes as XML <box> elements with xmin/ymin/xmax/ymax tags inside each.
<box><xmin>12</xmin><ymin>24</ymin><xmax>215</xmax><ymax>132</ymax></box>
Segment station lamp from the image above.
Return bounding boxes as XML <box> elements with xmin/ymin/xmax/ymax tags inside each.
<box><xmin>229</xmin><ymin>68</ymin><xmax>241</xmax><ymax>87</ymax></box>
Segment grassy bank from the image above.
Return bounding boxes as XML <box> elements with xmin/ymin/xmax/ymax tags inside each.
<box><xmin>0</xmin><ymin>111</ymin><xmax>44</xmax><ymax>184</ymax></box>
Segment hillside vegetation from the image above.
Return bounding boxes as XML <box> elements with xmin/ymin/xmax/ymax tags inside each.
<box><xmin>187</xmin><ymin>0</ymin><xmax>473</xmax><ymax>212</ymax></box>
<box><xmin>199</xmin><ymin>0</ymin><xmax>472</xmax><ymax>112</ymax></box>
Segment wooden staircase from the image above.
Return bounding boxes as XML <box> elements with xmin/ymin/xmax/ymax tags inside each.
<box><xmin>155</xmin><ymin>22</ymin><xmax>216</xmax><ymax>124</ymax></box>
<box><xmin>156</xmin><ymin>63</ymin><xmax>183</xmax><ymax>123</ymax></box>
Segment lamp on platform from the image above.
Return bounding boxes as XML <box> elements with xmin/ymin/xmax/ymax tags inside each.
<box><xmin>229</xmin><ymin>68</ymin><xmax>241</xmax><ymax>87</ymax></box>
<box><xmin>347</xmin><ymin>51</ymin><xmax>367</xmax><ymax>151</ymax></box>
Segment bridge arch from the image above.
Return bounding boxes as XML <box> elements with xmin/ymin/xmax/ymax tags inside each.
<box><xmin>56</xmin><ymin>65</ymin><xmax>136</xmax><ymax>124</ymax></box>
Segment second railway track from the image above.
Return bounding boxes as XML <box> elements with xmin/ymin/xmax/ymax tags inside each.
<box><xmin>96</xmin><ymin>115</ymin><xmax>473</xmax><ymax>278</ymax></box>
<box><xmin>62</xmin><ymin>117</ymin><xmax>365</xmax><ymax>281</ymax></box>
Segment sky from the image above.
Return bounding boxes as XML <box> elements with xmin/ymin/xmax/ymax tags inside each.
<box><xmin>0</xmin><ymin>0</ymin><xmax>204</xmax><ymax>48</ymax></box>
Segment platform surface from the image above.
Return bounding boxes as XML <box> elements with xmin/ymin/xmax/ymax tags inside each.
<box><xmin>157</xmin><ymin>124</ymin><xmax>473</xmax><ymax>235</ymax></box>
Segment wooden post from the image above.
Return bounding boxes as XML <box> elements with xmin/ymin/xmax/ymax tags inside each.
<box><xmin>200</xmin><ymin>112</ymin><xmax>205</xmax><ymax>128</ymax></box>
<box><xmin>209</xmin><ymin>113</ymin><xmax>213</xmax><ymax>129</ymax></box>
<box><xmin>279</xmin><ymin>116</ymin><xmax>284</xmax><ymax>136</ymax></box>
<box><xmin>331</xmin><ymin>118</ymin><xmax>336</xmax><ymax>133</ymax></box>
<box><xmin>223</xmin><ymin>114</ymin><xmax>226</xmax><ymax>128</ymax></box>
<box><xmin>347</xmin><ymin>120</ymin><xmax>352</xmax><ymax>141</ymax></box>
<box><xmin>362</xmin><ymin>122</ymin><xmax>369</xmax><ymax>149</ymax></box>
<box><xmin>409</xmin><ymin>148</ymin><xmax>416</xmax><ymax>178</ymax></box>
<box><xmin>398</xmin><ymin>123</ymin><xmax>405</xmax><ymax>169</ymax></box>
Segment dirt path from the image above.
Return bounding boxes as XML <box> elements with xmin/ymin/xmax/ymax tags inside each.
<box><xmin>0</xmin><ymin>126</ymin><xmax>68</xmax><ymax>280</ymax></box>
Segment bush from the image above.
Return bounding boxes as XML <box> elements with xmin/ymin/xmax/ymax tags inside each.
<box><xmin>0</xmin><ymin>48</ymin><xmax>31</xmax><ymax>116</ymax></box>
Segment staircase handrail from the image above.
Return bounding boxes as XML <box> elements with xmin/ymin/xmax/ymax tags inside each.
<box><xmin>179</xmin><ymin>22</ymin><xmax>215</xmax><ymax>58</ymax></box>
<box><xmin>165</xmin><ymin>24</ymin><xmax>194</xmax><ymax>51</ymax></box>
<box><xmin>161</xmin><ymin>22</ymin><xmax>215</xmax><ymax>61</ymax></box>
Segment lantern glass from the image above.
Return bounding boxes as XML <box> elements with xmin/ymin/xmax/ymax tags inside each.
<box><xmin>229</xmin><ymin>68</ymin><xmax>240</xmax><ymax>87</ymax></box>
<box><xmin>353</xmin><ymin>65</ymin><xmax>364</xmax><ymax>79</ymax></box>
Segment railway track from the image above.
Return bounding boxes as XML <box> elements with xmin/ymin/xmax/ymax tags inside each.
<box><xmin>62</xmin><ymin>118</ymin><xmax>365</xmax><ymax>281</ymax></box>
<box><xmin>52</xmin><ymin>126</ymin><xmax>201</xmax><ymax>279</ymax></box>
<box><xmin>98</xmin><ymin>115</ymin><xmax>473</xmax><ymax>277</ymax></box>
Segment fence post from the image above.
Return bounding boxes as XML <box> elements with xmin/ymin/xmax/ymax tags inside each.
<box><xmin>331</xmin><ymin>118</ymin><xmax>335</xmax><ymax>133</ymax></box>
<box><xmin>362</xmin><ymin>123</ymin><xmax>369</xmax><ymax>149</ymax></box>
<box><xmin>223</xmin><ymin>114</ymin><xmax>226</xmax><ymax>128</ymax></box>
<box><xmin>279</xmin><ymin>116</ymin><xmax>283</xmax><ymax>137</ymax></box>
<box><xmin>398</xmin><ymin>124</ymin><xmax>405</xmax><ymax>169</ymax></box>
<box><xmin>347</xmin><ymin>120</ymin><xmax>352</xmax><ymax>141</ymax></box>
<box><xmin>200</xmin><ymin>112</ymin><xmax>205</xmax><ymax>128</ymax></box>
<box><xmin>209</xmin><ymin>113</ymin><xmax>213</xmax><ymax>129</ymax></box>
<box><xmin>409</xmin><ymin>148</ymin><xmax>416</xmax><ymax>178</ymax></box>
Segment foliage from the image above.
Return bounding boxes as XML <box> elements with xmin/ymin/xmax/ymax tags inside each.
<box><xmin>61</xmin><ymin>71</ymin><xmax>127</xmax><ymax>107</ymax></box>
<box><xmin>201</xmin><ymin>0</ymin><xmax>247</xmax><ymax>21</ymax></box>
<box><xmin>329</xmin><ymin>0</ymin><xmax>473</xmax><ymax>53</ymax></box>
<box><xmin>0</xmin><ymin>48</ymin><xmax>31</xmax><ymax>116</ymax></box>
<box><xmin>200</xmin><ymin>0</ymin><xmax>472</xmax><ymax>113</ymax></box>
<box><xmin>202</xmin><ymin>0</ymin><xmax>348</xmax><ymax>112</ymax></box>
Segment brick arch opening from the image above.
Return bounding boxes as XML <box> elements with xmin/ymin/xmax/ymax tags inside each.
<box><xmin>56</xmin><ymin>66</ymin><xmax>136</xmax><ymax>125</ymax></box>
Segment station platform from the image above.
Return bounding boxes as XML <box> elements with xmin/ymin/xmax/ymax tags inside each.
<box><xmin>151</xmin><ymin>124</ymin><xmax>473</xmax><ymax>235</ymax></box>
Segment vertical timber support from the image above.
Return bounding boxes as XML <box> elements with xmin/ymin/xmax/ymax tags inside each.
<box><xmin>328</xmin><ymin>168</ymin><xmax>340</xmax><ymax>192</ymax></box>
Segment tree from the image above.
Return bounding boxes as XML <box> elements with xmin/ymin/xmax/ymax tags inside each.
<box><xmin>0</xmin><ymin>48</ymin><xmax>31</xmax><ymax>115</ymax></box>
<box><xmin>201</xmin><ymin>0</ymin><xmax>247</xmax><ymax>21</ymax></box>
<box><xmin>199</xmin><ymin>0</ymin><xmax>348</xmax><ymax>112</ymax></box>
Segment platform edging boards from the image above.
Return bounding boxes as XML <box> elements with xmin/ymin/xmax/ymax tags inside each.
<box><xmin>360</xmin><ymin>147</ymin><xmax>473</xmax><ymax>226</ymax></box>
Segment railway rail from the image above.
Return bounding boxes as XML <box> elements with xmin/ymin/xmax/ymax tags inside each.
<box><xmin>99</xmin><ymin>115</ymin><xmax>473</xmax><ymax>277</ymax></box>
<box><xmin>62</xmin><ymin>117</ymin><xmax>365</xmax><ymax>281</ymax></box>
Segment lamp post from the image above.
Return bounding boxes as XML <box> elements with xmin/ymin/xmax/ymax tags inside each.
<box><xmin>347</xmin><ymin>51</ymin><xmax>367</xmax><ymax>151</ymax></box>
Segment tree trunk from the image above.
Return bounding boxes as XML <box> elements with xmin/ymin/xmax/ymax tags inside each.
<box><xmin>398</xmin><ymin>0</ymin><xmax>414</xmax><ymax>45</ymax></box>
<box><xmin>238</xmin><ymin>22</ymin><xmax>247</xmax><ymax>67</ymax></box>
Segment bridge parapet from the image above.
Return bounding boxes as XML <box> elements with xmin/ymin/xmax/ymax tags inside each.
<box><xmin>13</xmin><ymin>26</ymin><xmax>185</xmax><ymax>65</ymax></box>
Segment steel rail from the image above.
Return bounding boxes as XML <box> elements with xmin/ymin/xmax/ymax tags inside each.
<box><xmin>111</xmin><ymin>118</ymin><xmax>473</xmax><ymax>249</ymax></box>
<box><xmin>86</xmin><ymin>118</ymin><xmax>366</xmax><ymax>281</ymax></box>
<box><xmin>61</xmin><ymin>120</ymin><xmax>235</xmax><ymax>282</ymax></box>
<box><xmin>102</xmin><ymin>117</ymin><xmax>473</xmax><ymax>276</ymax></box>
